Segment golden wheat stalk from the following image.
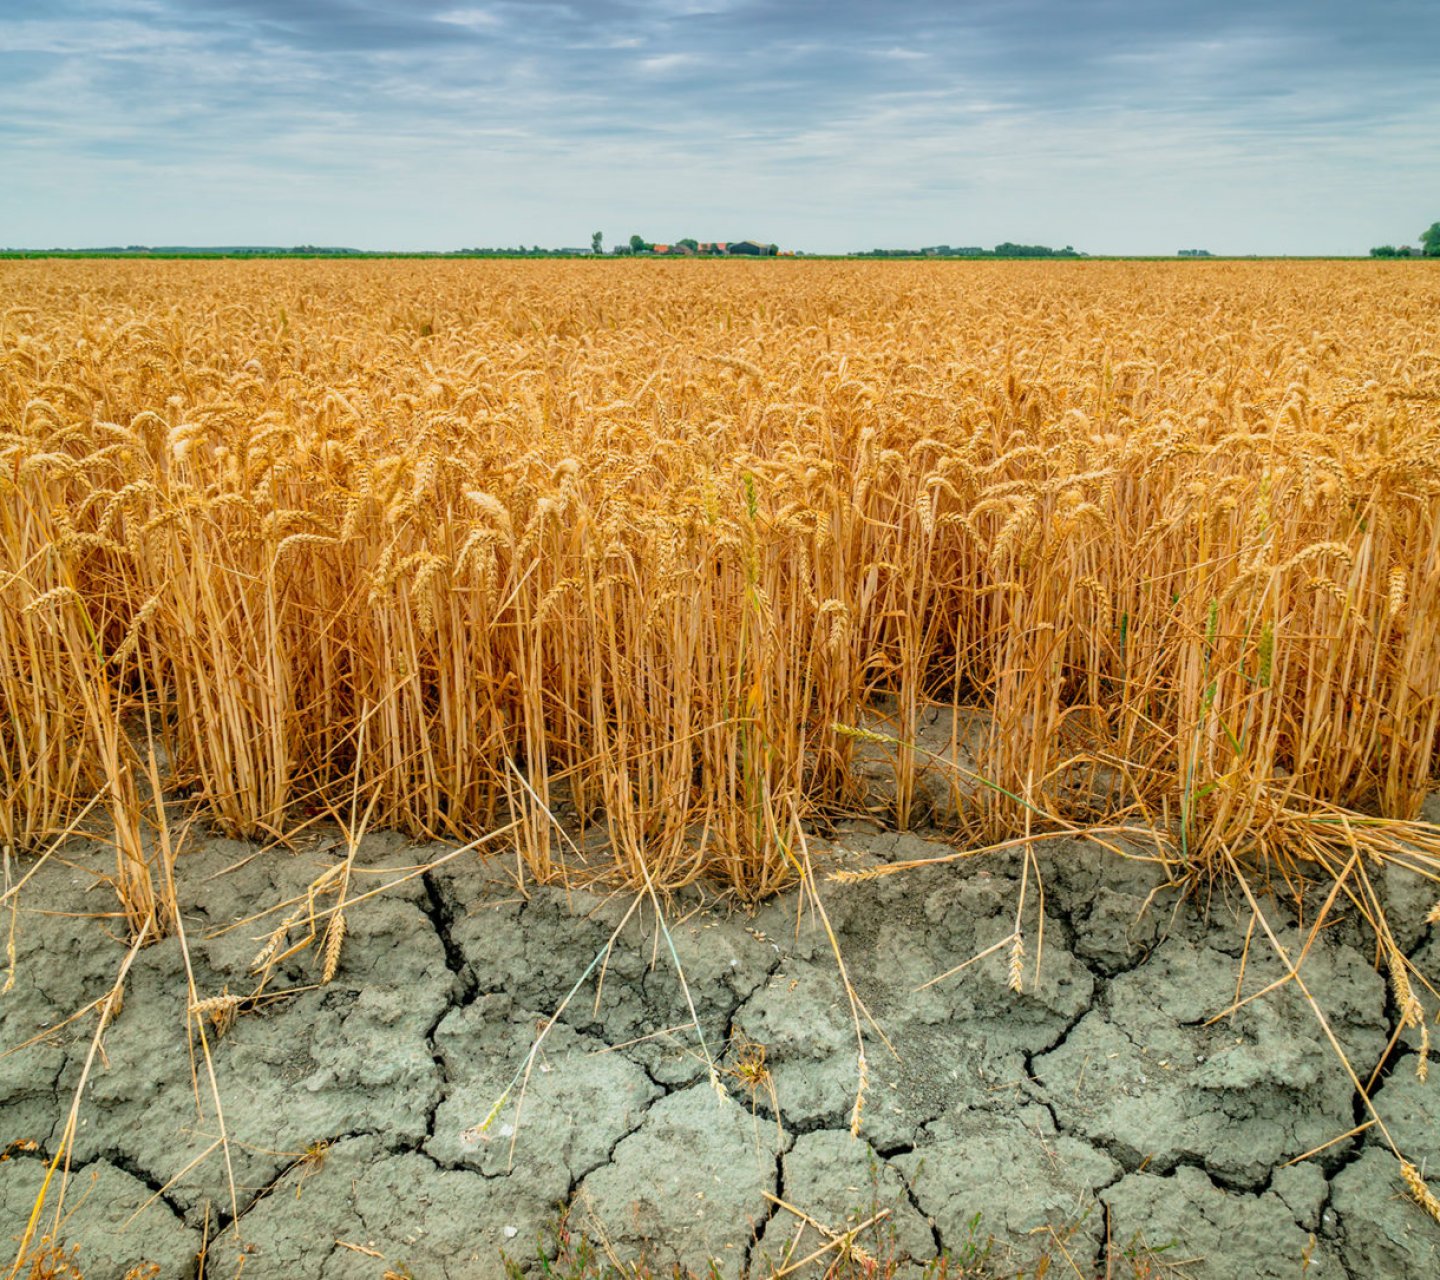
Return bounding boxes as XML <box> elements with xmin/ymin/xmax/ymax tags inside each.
<box><xmin>321</xmin><ymin>911</ymin><xmax>346</xmax><ymax>984</ymax></box>
<box><xmin>1401</xmin><ymin>1161</ymin><xmax>1440</xmax><ymax>1227</ymax></box>
<box><xmin>189</xmin><ymin>994</ymin><xmax>245</xmax><ymax>1039</ymax></box>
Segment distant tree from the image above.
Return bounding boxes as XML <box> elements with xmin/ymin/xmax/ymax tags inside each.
<box><xmin>994</xmin><ymin>241</ymin><xmax>1070</xmax><ymax>258</ymax></box>
<box><xmin>592</xmin><ymin>231</ymin><xmax>604</xmax><ymax>254</ymax></box>
<box><xmin>1421</xmin><ymin>223</ymin><xmax>1440</xmax><ymax>257</ymax></box>
<box><xmin>1371</xmin><ymin>245</ymin><xmax>1398</xmax><ymax>257</ymax></box>
<box><xmin>629</xmin><ymin>234</ymin><xmax>649</xmax><ymax>253</ymax></box>
<box><xmin>677</xmin><ymin>238</ymin><xmax>699</xmax><ymax>252</ymax></box>
<box><xmin>766</xmin><ymin>243</ymin><xmax>778</xmax><ymax>256</ymax></box>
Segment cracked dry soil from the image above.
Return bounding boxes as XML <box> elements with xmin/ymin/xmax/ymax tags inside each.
<box><xmin>3</xmin><ymin>816</ymin><xmax>1440</xmax><ymax>1280</ymax></box>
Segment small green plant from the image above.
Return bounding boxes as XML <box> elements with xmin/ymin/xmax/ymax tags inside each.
<box><xmin>501</xmin><ymin>1214</ymin><xmax>679</xmax><ymax>1279</ymax></box>
<box><xmin>948</xmin><ymin>1211</ymin><xmax>994</xmax><ymax>1275</ymax></box>
<box><xmin>1109</xmin><ymin>1231</ymin><xmax>1190</xmax><ymax>1279</ymax></box>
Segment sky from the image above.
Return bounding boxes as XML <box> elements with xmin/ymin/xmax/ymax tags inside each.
<box><xmin>1</xmin><ymin>1</ymin><xmax>1438</xmax><ymax>255</ymax></box>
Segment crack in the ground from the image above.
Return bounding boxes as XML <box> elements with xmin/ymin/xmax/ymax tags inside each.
<box><xmin>1023</xmin><ymin>999</ymin><xmax>1096</xmax><ymax>1075</ymax></box>
<box><xmin>1021</xmin><ymin>1003</ymin><xmax>1282</xmax><ymax>1195</ymax></box>
<box><xmin>1033</xmin><ymin>854</ymin><xmax>1182</xmax><ymax>987</ymax></box>
<box><xmin>93</xmin><ymin>1150</ymin><xmax>190</xmax><ymax>1223</ymax></box>
<box><xmin>0</xmin><ymin>1141</ymin><xmax>54</xmax><ymax>1166</ymax></box>
<box><xmin>1099</xmin><ymin>1197</ymin><xmax>1115</xmax><ymax>1273</ymax></box>
<box><xmin>560</xmin><ymin>1107</ymin><xmax>653</xmax><ymax>1214</ymax></box>
<box><xmin>576</xmin><ymin>929</ymin><xmax>789</xmax><ymax>1099</ymax></box>
<box><xmin>1313</xmin><ymin>1063</ymin><xmax>1401</xmax><ymax>1228</ymax></box>
<box><xmin>1067</xmin><ymin>1124</ymin><xmax>1294</xmax><ymax>1198</ymax></box>
<box><xmin>421</xmin><ymin>1024</ymin><xmax>454</xmax><ymax>1145</ymax></box>
<box><xmin>740</xmin><ymin>1149</ymin><xmax>786</xmax><ymax>1277</ymax></box>
<box><xmin>1022</xmin><ymin>984</ymin><xmax>1370</xmax><ymax>1200</ymax></box>
<box><xmin>420</xmin><ymin>872</ymin><xmax>479</xmax><ymax>1005</ymax></box>
<box><xmin>1318</xmin><ymin>1172</ymin><xmax>1346</xmax><ymax>1249</ymax></box>
<box><xmin>1019</xmin><ymin>975</ymin><xmax>1105</xmax><ymax>1141</ymax></box>
<box><xmin>1306</xmin><ymin>1028</ymin><xmax>1420</xmax><ymax>1241</ymax></box>
<box><xmin>728</xmin><ymin>1095</ymin><xmax>850</xmax><ymax>1139</ymax></box>
<box><xmin>632</xmin><ymin>1058</ymin><xmax>690</xmax><ymax>1097</ymax></box>
<box><xmin>418</xmin><ymin>869</ymin><xmax>483</xmax><ymax>1148</ymax></box>
<box><xmin>1404</xmin><ymin>921</ymin><xmax>1436</xmax><ymax>963</ymax></box>
<box><xmin>210</xmin><ymin>1125</ymin><xmax>426</xmax><ymax>1238</ymax></box>
<box><xmin>886</xmin><ymin>1151</ymin><xmax>944</xmax><ymax>1260</ymax></box>
<box><xmin>721</xmin><ymin>946</ymin><xmax>788</xmax><ymax>1046</ymax></box>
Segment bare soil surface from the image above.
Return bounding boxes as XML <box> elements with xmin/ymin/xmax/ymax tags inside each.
<box><xmin>3</xmin><ymin>811</ymin><xmax>1440</xmax><ymax>1279</ymax></box>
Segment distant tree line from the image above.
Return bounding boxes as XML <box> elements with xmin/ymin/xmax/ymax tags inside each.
<box><xmin>1371</xmin><ymin>223</ymin><xmax>1440</xmax><ymax>258</ymax></box>
<box><xmin>856</xmin><ymin>243</ymin><xmax>1081</xmax><ymax>258</ymax></box>
<box><xmin>2</xmin><ymin>244</ymin><xmax>367</xmax><ymax>256</ymax></box>
<box><xmin>451</xmin><ymin>246</ymin><xmax>588</xmax><ymax>256</ymax></box>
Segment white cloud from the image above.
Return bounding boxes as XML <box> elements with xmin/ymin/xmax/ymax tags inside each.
<box><xmin>637</xmin><ymin>52</ymin><xmax>699</xmax><ymax>74</ymax></box>
<box><xmin>435</xmin><ymin>8</ymin><xmax>504</xmax><ymax>30</ymax></box>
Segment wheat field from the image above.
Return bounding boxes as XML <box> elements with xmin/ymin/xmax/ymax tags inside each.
<box><xmin>3</xmin><ymin>258</ymin><xmax>1439</xmax><ymax>923</ymax></box>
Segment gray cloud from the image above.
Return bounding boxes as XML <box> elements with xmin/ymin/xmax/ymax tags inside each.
<box><xmin>1</xmin><ymin>1</ymin><xmax>1437</xmax><ymax>252</ymax></box>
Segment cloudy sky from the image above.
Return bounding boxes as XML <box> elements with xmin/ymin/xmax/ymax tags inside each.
<box><xmin>2</xmin><ymin>1</ymin><xmax>1437</xmax><ymax>254</ymax></box>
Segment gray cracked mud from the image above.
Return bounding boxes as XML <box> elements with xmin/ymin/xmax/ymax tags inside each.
<box><xmin>2</xmin><ymin>824</ymin><xmax>1438</xmax><ymax>1279</ymax></box>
